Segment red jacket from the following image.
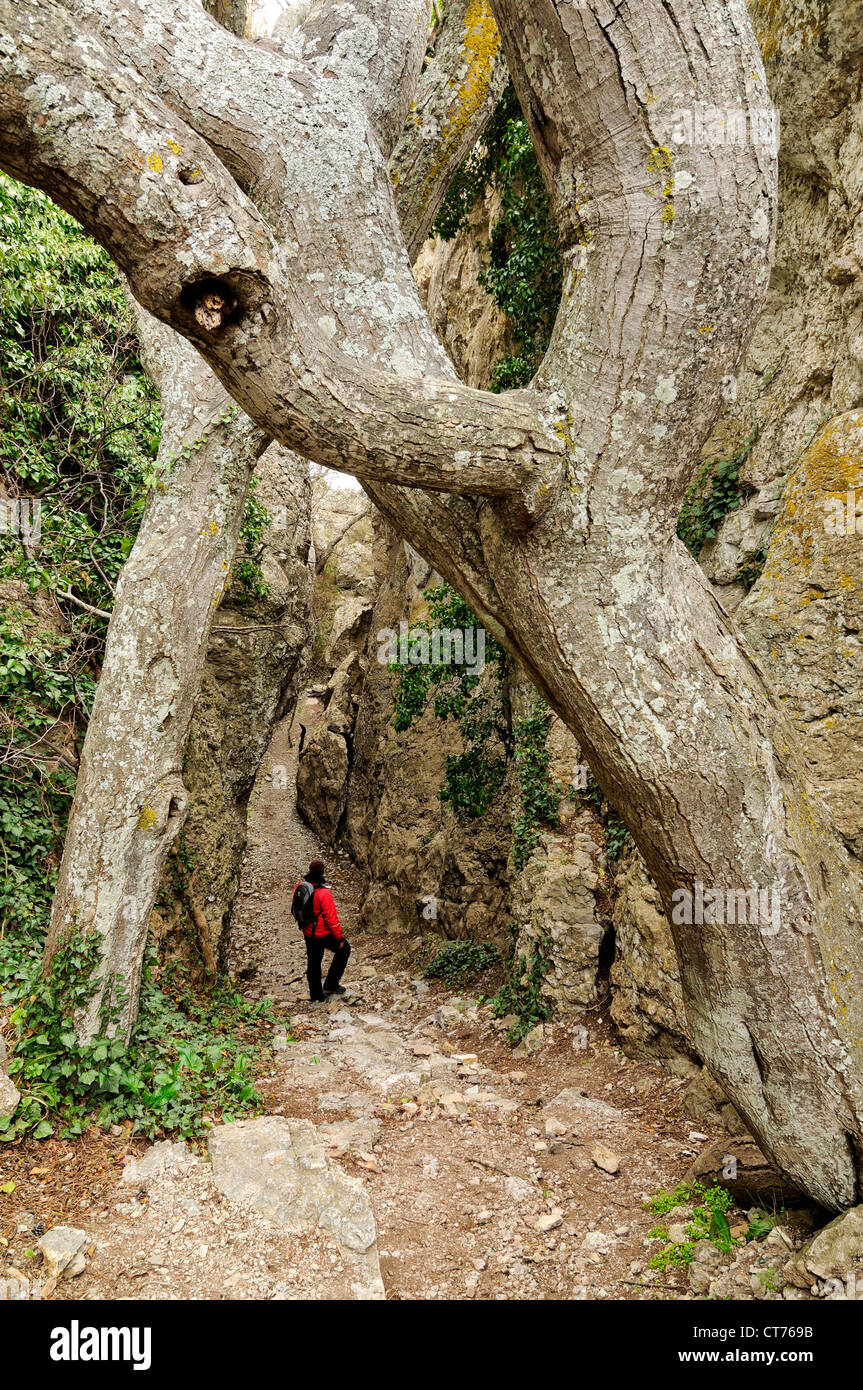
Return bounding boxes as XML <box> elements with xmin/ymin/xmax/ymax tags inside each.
<box><xmin>294</xmin><ymin>881</ymin><xmax>343</xmax><ymax>941</ymax></box>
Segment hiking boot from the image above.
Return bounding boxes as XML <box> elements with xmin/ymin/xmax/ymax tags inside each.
<box><xmin>323</xmin><ymin>984</ymin><xmax>346</xmax><ymax>996</ymax></box>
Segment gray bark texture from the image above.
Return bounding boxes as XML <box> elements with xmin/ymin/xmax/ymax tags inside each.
<box><xmin>2</xmin><ymin>0</ymin><xmax>863</xmax><ymax>1209</ymax></box>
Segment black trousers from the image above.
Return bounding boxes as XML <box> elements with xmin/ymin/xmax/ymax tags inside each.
<box><xmin>304</xmin><ymin>933</ymin><xmax>351</xmax><ymax>1000</ymax></box>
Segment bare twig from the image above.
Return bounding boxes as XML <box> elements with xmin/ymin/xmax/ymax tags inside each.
<box><xmin>55</xmin><ymin>588</ymin><xmax>112</xmax><ymax>621</ymax></box>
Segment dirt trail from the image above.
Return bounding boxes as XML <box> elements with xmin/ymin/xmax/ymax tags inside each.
<box><xmin>2</xmin><ymin>694</ymin><xmax>815</xmax><ymax>1302</ymax></box>
<box><xmin>228</xmin><ymin>692</ymin><xmax>363</xmax><ymax>1002</ymax></box>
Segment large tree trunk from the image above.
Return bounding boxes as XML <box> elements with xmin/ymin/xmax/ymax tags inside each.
<box><xmin>4</xmin><ymin>0</ymin><xmax>863</xmax><ymax>1207</ymax></box>
<box><xmin>43</xmin><ymin>315</ymin><xmax>268</xmax><ymax>1036</ymax></box>
<box><xmin>40</xmin><ymin>0</ymin><xmax>508</xmax><ymax>1043</ymax></box>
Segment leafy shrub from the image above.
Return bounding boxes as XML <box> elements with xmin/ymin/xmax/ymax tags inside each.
<box><xmin>677</xmin><ymin>429</ymin><xmax>759</xmax><ymax>558</ymax></box>
<box><xmin>511</xmin><ymin>700</ymin><xmax>559</xmax><ymax>872</ymax></box>
<box><xmin>424</xmin><ymin>940</ymin><xmax>498</xmax><ymax>984</ymax></box>
<box><xmin>491</xmin><ymin>923</ymin><xmax>550</xmax><ymax>1045</ymax></box>
<box><xmin>391</xmin><ymin>583</ymin><xmax>510</xmax><ymax>822</ymax></box>
<box><xmin>433</xmin><ymin>85</ymin><xmax>562</xmax><ymax>392</ymax></box>
<box><xmin>0</xmin><ymin>926</ymin><xmax>271</xmax><ymax>1142</ymax></box>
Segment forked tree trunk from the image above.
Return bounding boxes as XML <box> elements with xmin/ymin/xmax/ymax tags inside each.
<box><xmin>3</xmin><ymin>0</ymin><xmax>863</xmax><ymax>1207</ymax></box>
<box><xmin>39</xmin><ymin>0</ymin><xmax>507</xmax><ymax>1043</ymax></box>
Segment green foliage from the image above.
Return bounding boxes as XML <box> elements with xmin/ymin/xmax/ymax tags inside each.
<box><xmin>491</xmin><ymin>922</ymin><xmax>550</xmax><ymax>1045</ymax></box>
<box><xmin>432</xmin><ymin>85</ymin><xmax>562</xmax><ymax>392</ymax></box>
<box><xmin>233</xmin><ymin>479</ymin><xmax>271</xmax><ymax>601</ymax></box>
<box><xmin>604</xmin><ymin>810</ymin><xmax>631</xmax><ymax>863</ymax></box>
<box><xmin>432</xmin><ymin>88</ymin><xmax>518</xmax><ymax>241</ymax></box>
<box><xmin>745</xmin><ymin>1212</ymin><xmax>774</xmax><ymax>1243</ymax></box>
<box><xmin>735</xmin><ymin>536</ymin><xmax>769</xmax><ymax>592</ymax></box>
<box><xmin>0</xmin><ymin>173</ymin><xmax>159</xmax><ymax>609</ymax></box>
<box><xmin>0</xmin><ymin>603</ymin><xmax>85</xmax><ymax>934</ymax></box>
<box><xmin>648</xmin><ymin>1182</ymin><xmax>696</xmax><ymax>1218</ymax></box>
<box><xmin>511</xmin><ymin>699</ymin><xmax>559</xmax><ymax>873</ymax></box>
<box><xmin>646</xmin><ymin>1180</ymin><xmax>738</xmax><ymax>1271</ymax></box>
<box><xmin>391</xmin><ymin>583</ymin><xmax>509</xmax><ymax>822</ymax></box>
<box><xmin>424</xmin><ymin>940</ymin><xmax>498</xmax><ymax>984</ymax></box>
<box><xmin>0</xmin><ymin>925</ymin><xmax>270</xmax><ymax>1142</ymax></box>
<box><xmin>649</xmin><ymin>1238</ymin><xmax>697</xmax><ymax>1271</ymax></box>
<box><xmin>0</xmin><ymin>174</ymin><xmax>158</xmax><ymax>940</ymax></box>
<box><xmin>677</xmin><ymin>428</ymin><xmax>760</xmax><ymax>558</ymax></box>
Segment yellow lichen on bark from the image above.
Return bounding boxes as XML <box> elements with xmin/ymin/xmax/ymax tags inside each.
<box><xmin>749</xmin><ymin>0</ymin><xmax>827</xmax><ymax>62</ymax></box>
<box><xmin>414</xmin><ymin>0</ymin><xmax>500</xmax><ymax>226</ymax></box>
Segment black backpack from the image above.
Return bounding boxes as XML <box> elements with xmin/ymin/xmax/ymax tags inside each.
<box><xmin>291</xmin><ymin>879</ymin><xmax>318</xmax><ymax>931</ymax></box>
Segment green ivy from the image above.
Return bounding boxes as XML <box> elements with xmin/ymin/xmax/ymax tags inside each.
<box><xmin>424</xmin><ymin>940</ymin><xmax>498</xmax><ymax>984</ymax></box>
<box><xmin>391</xmin><ymin>583</ymin><xmax>510</xmax><ymax>821</ymax></box>
<box><xmin>511</xmin><ymin>699</ymin><xmax>559</xmax><ymax>873</ymax></box>
<box><xmin>0</xmin><ymin>924</ymin><xmax>271</xmax><ymax>1142</ymax></box>
<box><xmin>233</xmin><ymin>479</ymin><xmax>271</xmax><ymax>601</ymax></box>
<box><xmin>491</xmin><ymin>922</ymin><xmax>551</xmax><ymax>1045</ymax></box>
<box><xmin>0</xmin><ymin>173</ymin><xmax>160</xmax><ymax>608</ymax></box>
<box><xmin>433</xmin><ymin>85</ymin><xmax>562</xmax><ymax>392</ymax></box>
<box><xmin>677</xmin><ymin>428</ymin><xmax>760</xmax><ymax>558</ymax></box>
<box><xmin>572</xmin><ymin>770</ymin><xmax>631</xmax><ymax>864</ymax></box>
<box><xmin>0</xmin><ymin>173</ymin><xmax>158</xmax><ymax>941</ymax></box>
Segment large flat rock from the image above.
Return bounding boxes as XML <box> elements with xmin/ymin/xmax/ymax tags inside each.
<box><xmin>208</xmin><ymin>1116</ymin><xmax>384</xmax><ymax>1299</ymax></box>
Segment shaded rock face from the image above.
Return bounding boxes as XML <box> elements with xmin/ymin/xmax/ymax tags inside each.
<box><xmin>414</xmin><ymin>188</ymin><xmax>511</xmax><ymax>390</ymax></box>
<box><xmin>609</xmin><ymin>845</ymin><xmax>693</xmax><ymax>1062</ymax></box>
<box><xmin>324</xmin><ymin>595</ymin><xmax>373</xmax><ymax>669</ymax></box>
<box><xmin>296</xmin><ymin>652</ymin><xmax>364</xmax><ymax>842</ymax></box>
<box><xmin>510</xmin><ymin>818</ymin><xmax>605</xmax><ymax>1013</ymax></box>
<box><xmin>507</xmin><ymin>687</ymin><xmax>608</xmax><ymax>1016</ymax></box>
<box><xmin>342</xmin><ymin>522</ymin><xmax>513</xmax><ymax>940</ymax></box>
<box><xmin>154</xmin><ymin>446</ymin><xmax>313</xmax><ymax>971</ymax></box>
<box><xmin>311</xmin><ymin>476</ymin><xmax>374</xmax><ymax>596</ymax></box>
<box><xmin>698</xmin><ymin>11</ymin><xmax>863</xmax><ymax>607</ymax></box>
<box><xmin>738</xmin><ymin>412</ymin><xmax>863</xmax><ymax>857</ymax></box>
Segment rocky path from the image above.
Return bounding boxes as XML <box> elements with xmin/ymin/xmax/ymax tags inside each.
<box><xmin>2</xmin><ymin>694</ymin><xmax>825</xmax><ymax>1302</ymax></box>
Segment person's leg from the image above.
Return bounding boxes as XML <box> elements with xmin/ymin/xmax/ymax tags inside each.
<box><xmin>305</xmin><ymin>936</ymin><xmax>326</xmax><ymax>1001</ymax></box>
<box><xmin>323</xmin><ymin>935</ymin><xmax>351</xmax><ymax>991</ymax></box>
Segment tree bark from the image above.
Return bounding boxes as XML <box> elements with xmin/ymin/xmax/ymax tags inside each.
<box><xmin>391</xmin><ymin>0</ymin><xmax>508</xmax><ymax>262</ymax></box>
<box><xmin>4</xmin><ymin>0</ymin><xmax>863</xmax><ymax>1207</ymax></box>
<box><xmin>43</xmin><ymin>313</ymin><xmax>269</xmax><ymax>1037</ymax></box>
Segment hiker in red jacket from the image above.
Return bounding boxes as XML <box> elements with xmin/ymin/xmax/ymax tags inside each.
<box><xmin>291</xmin><ymin>859</ymin><xmax>351</xmax><ymax>1002</ymax></box>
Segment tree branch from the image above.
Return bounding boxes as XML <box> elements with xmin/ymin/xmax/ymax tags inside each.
<box><xmin>0</xmin><ymin>0</ymin><xmax>565</xmax><ymax>522</ymax></box>
<box><xmin>391</xmin><ymin>0</ymin><xmax>509</xmax><ymax>261</ymax></box>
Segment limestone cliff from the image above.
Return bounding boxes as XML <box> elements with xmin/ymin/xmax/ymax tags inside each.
<box><xmin>154</xmin><ymin>446</ymin><xmax>313</xmax><ymax>972</ymax></box>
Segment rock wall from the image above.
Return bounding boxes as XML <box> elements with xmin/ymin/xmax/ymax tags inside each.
<box><xmin>309</xmin><ymin>517</ymin><xmax>511</xmax><ymax>950</ymax></box>
<box><xmin>154</xmin><ymin>445</ymin><xmax>313</xmax><ymax>971</ymax></box>
<box><xmin>698</xmin><ymin>6</ymin><xmax>863</xmax><ymax>608</ymax></box>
